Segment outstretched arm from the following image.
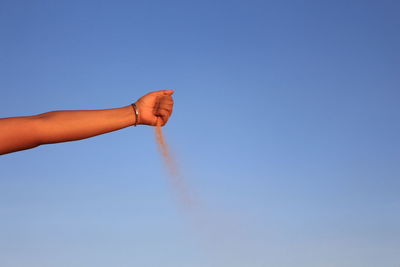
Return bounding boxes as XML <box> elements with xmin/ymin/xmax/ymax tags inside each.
<box><xmin>0</xmin><ymin>90</ymin><xmax>174</xmax><ymax>155</ymax></box>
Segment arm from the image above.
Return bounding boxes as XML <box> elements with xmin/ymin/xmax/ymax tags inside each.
<box><xmin>0</xmin><ymin>90</ymin><xmax>174</xmax><ymax>155</ymax></box>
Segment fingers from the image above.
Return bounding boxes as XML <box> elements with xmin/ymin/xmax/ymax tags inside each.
<box><xmin>155</xmin><ymin>106</ymin><xmax>173</xmax><ymax>123</ymax></box>
<box><xmin>156</xmin><ymin>108</ymin><xmax>171</xmax><ymax>118</ymax></box>
<box><xmin>155</xmin><ymin>95</ymin><xmax>174</xmax><ymax>112</ymax></box>
<box><xmin>153</xmin><ymin>113</ymin><xmax>169</xmax><ymax>126</ymax></box>
<box><xmin>154</xmin><ymin>95</ymin><xmax>173</xmax><ymax>126</ymax></box>
<box><xmin>155</xmin><ymin>116</ymin><xmax>167</xmax><ymax>127</ymax></box>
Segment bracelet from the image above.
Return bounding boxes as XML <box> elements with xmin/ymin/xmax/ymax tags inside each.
<box><xmin>131</xmin><ymin>103</ymin><xmax>139</xmax><ymax>126</ymax></box>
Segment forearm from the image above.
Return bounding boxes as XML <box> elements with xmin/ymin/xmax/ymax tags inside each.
<box><xmin>34</xmin><ymin>105</ymin><xmax>136</xmax><ymax>144</ymax></box>
<box><xmin>0</xmin><ymin>106</ymin><xmax>136</xmax><ymax>155</ymax></box>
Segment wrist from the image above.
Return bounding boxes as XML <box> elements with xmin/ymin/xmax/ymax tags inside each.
<box><xmin>131</xmin><ymin>103</ymin><xmax>140</xmax><ymax>126</ymax></box>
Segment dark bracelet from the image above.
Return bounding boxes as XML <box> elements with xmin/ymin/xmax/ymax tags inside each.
<box><xmin>131</xmin><ymin>103</ymin><xmax>139</xmax><ymax>126</ymax></box>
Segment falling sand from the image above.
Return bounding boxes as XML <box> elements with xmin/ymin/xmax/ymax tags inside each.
<box><xmin>154</xmin><ymin>123</ymin><xmax>255</xmax><ymax>266</ymax></box>
<box><xmin>154</xmin><ymin>123</ymin><xmax>195</xmax><ymax>210</ymax></box>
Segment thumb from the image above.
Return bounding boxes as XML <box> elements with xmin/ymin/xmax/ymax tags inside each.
<box><xmin>148</xmin><ymin>89</ymin><xmax>174</xmax><ymax>96</ymax></box>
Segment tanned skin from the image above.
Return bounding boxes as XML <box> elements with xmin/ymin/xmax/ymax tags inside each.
<box><xmin>0</xmin><ymin>90</ymin><xmax>174</xmax><ymax>155</ymax></box>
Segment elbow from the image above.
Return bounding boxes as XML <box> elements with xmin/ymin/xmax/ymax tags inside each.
<box><xmin>0</xmin><ymin>116</ymin><xmax>43</xmax><ymax>155</ymax></box>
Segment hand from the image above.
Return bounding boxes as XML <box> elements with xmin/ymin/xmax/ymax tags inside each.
<box><xmin>135</xmin><ymin>90</ymin><xmax>174</xmax><ymax>126</ymax></box>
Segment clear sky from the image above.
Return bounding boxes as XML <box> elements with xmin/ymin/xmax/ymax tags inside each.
<box><xmin>1</xmin><ymin>0</ymin><xmax>399</xmax><ymax>266</ymax></box>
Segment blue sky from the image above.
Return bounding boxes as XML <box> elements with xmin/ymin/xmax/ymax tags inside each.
<box><xmin>1</xmin><ymin>0</ymin><xmax>399</xmax><ymax>266</ymax></box>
